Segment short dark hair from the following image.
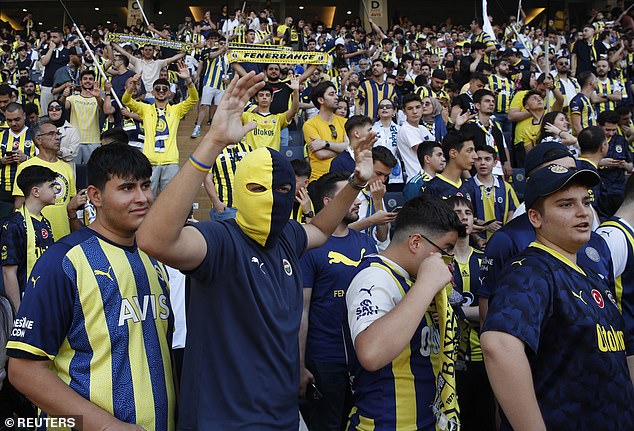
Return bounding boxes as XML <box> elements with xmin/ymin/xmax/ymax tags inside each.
<box><xmin>310</xmin><ymin>81</ymin><xmax>336</xmax><ymax>109</ymax></box>
<box><xmin>372</xmin><ymin>146</ymin><xmax>397</xmax><ymax>169</ymax></box>
<box><xmin>16</xmin><ymin>165</ymin><xmax>58</xmax><ymax>197</ymax></box>
<box><xmin>101</xmin><ymin>127</ymin><xmax>130</xmax><ymax>145</ymax></box>
<box><xmin>402</xmin><ymin>93</ymin><xmax>422</xmax><ymax>108</ymax></box>
<box><xmin>475</xmin><ymin>144</ymin><xmax>495</xmax><ymax>155</ymax></box>
<box><xmin>393</xmin><ymin>194</ymin><xmax>465</xmax><ymax>241</ymax></box>
<box><xmin>473</xmin><ymin>88</ymin><xmax>494</xmax><ymax>104</ymax></box>
<box><xmin>416</xmin><ymin>141</ymin><xmax>443</xmax><ymax>165</ymax></box>
<box><xmin>578</xmin><ymin>126</ymin><xmax>606</xmax><ymax>153</ymax></box>
<box><xmin>442</xmin><ymin>130</ymin><xmax>474</xmax><ymax>160</ymax></box>
<box><xmin>0</xmin><ymin>84</ymin><xmax>12</xmax><ymax>98</ymax></box>
<box><xmin>79</xmin><ymin>69</ymin><xmax>96</xmax><ymax>80</ymax></box>
<box><xmin>153</xmin><ymin>78</ymin><xmax>170</xmax><ymax>88</ymax></box>
<box><xmin>446</xmin><ymin>194</ymin><xmax>474</xmax><ymax>212</ymax></box>
<box><xmin>256</xmin><ymin>84</ymin><xmax>273</xmax><ymax>97</ymax></box>
<box><xmin>344</xmin><ymin>115</ymin><xmax>372</xmax><ymax>137</ymax></box>
<box><xmin>23</xmin><ymin>102</ymin><xmax>39</xmax><ymax>116</ymax></box>
<box><xmin>87</xmin><ymin>143</ymin><xmax>152</xmax><ymax>191</ymax></box>
<box><xmin>470</xmin><ymin>72</ymin><xmax>488</xmax><ymax>85</ymax></box>
<box><xmin>431</xmin><ymin>69</ymin><xmax>446</xmax><ymax>80</ymax></box>
<box><xmin>597</xmin><ymin>110</ymin><xmax>619</xmax><ymax>126</ymax></box>
<box><xmin>522</xmin><ymin>90</ymin><xmax>541</xmax><ymax>107</ymax></box>
<box><xmin>5</xmin><ymin>102</ymin><xmax>24</xmax><ymax>115</ymax></box>
<box><xmin>577</xmin><ymin>70</ymin><xmax>594</xmax><ymax>88</ymax></box>
<box><xmin>290</xmin><ymin>158</ymin><xmax>311</xmax><ymax>178</ymax></box>
<box><xmin>310</xmin><ymin>171</ymin><xmax>350</xmax><ymax>213</ymax></box>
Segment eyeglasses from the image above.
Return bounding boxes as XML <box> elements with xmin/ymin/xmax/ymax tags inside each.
<box><xmin>154</xmin><ymin>86</ymin><xmax>169</xmax><ymax>92</ymax></box>
<box><xmin>378</xmin><ymin>104</ymin><xmax>393</xmax><ymax>110</ymax></box>
<box><xmin>328</xmin><ymin>124</ymin><xmax>338</xmax><ymax>139</ymax></box>
<box><xmin>48</xmin><ymin>106</ymin><xmax>62</xmax><ymax>111</ymax></box>
<box><xmin>410</xmin><ymin>232</ymin><xmax>454</xmax><ymax>262</ymax></box>
<box><xmin>37</xmin><ymin>131</ymin><xmax>62</xmax><ymax>138</ymax></box>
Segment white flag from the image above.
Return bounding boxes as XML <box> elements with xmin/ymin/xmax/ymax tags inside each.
<box><xmin>482</xmin><ymin>0</ymin><xmax>497</xmax><ymax>42</ymax></box>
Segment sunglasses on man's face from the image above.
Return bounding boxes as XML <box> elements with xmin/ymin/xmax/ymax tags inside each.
<box><xmin>154</xmin><ymin>86</ymin><xmax>169</xmax><ymax>93</ymax></box>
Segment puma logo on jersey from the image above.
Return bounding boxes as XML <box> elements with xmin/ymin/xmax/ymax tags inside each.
<box><xmin>511</xmin><ymin>258</ymin><xmax>527</xmax><ymax>266</ymax></box>
<box><xmin>328</xmin><ymin>248</ymin><xmax>366</xmax><ymax>267</ymax></box>
<box><xmin>30</xmin><ymin>276</ymin><xmax>40</xmax><ymax>288</ymax></box>
<box><xmin>94</xmin><ymin>266</ymin><xmax>114</xmax><ymax>281</ymax></box>
<box><xmin>571</xmin><ymin>290</ymin><xmax>587</xmax><ymax>305</ymax></box>
<box><xmin>359</xmin><ymin>285</ymin><xmax>375</xmax><ymax>296</ymax></box>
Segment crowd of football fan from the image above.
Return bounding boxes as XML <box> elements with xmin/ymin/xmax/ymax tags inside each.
<box><xmin>0</xmin><ymin>3</ymin><xmax>633</xmax><ymax>431</ymax></box>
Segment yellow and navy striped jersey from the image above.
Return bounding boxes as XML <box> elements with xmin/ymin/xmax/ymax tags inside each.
<box><xmin>6</xmin><ymin>228</ymin><xmax>176</xmax><ymax>431</ymax></box>
<box><xmin>199</xmin><ymin>48</ymin><xmax>227</xmax><ymax>90</ymax></box>
<box><xmin>67</xmin><ymin>94</ymin><xmax>101</xmax><ymax>144</ymax></box>
<box><xmin>414</xmin><ymin>85</ymin><xmax>431</xmax><ymax>99</ymax></box>
<box><xmin>453</xmin><ymin>247</ymin><xmax>484</xmax><ymax>362</ymax></box>
<box><xmin>466</xmin><ymin>176</ymin><xmax>519</xmax><ymax>240</ymax></box>
<box><xmin>211</xmin><ymin>143</ymin><xmax>251</xmax><ymax>208</ymax></box>
<box><xmin>255</xmin><ymin>29</ymin><xmax>272</xmax><ymax>45</ymax></box>
<box><xmin>430</xmin><ymin>87</ymin><xmax>449</xmax><ymax>102</ymax></box>
<box><xmin>569</xmin><ymin>93</ymin><xmax>596</xmax><ymax>133</ymax></box>
<box><xmin>122</xmin><ymin>88</ymin><xmax>199</xmax><ymax>165</ymax></box>
<box><xmin>488</xmin><ymin>74</ymin><xmax>514</xmax><ymax>113</ymax></box>
<box><xmin>358</xmin><ymin>80</ymin><xmax>395</xmax><ymax>119</ymax></box>
<box><xmin>471</xmin><ymin>31</ymin><xmax>496</xmax><ymax>64</ymax></box>
<box><xmin>0</xmin><ymin>128</ymin><xmax>36</xmax><ymax>193</ymax></box>
<box><xmin>595</xmin><ymin>77</ymin><xmax>621</xmax><ymax>114</ymax></box>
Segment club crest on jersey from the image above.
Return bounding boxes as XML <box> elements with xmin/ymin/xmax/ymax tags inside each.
<box><xmin>591</xmin><ymin>289</ymin><xmax>604</xmax><ymax>308</ymax></box>
<box><xmin>605</xmin><ymin>289</ymin><xmax>618</xmax><ymax>308</ymax></box>
<box><xmin>41</xmin><ymin>228</ymin><xmax>48</xmax><ymax>239</ymax></box>
<box><xmin>24</xmin><ymin>140</ymin><xmax>33</xmax><ymax>148</ymax></box>
<box><xmin>282</xmin><ymin>258</ymin><xmax>292</xmax><ymax>276</ymax></box>
<box><xmin>585</xmin><ymin>246</ymin><xmax>600</xmax><ymax>263</ymax></box>
<box><xmin>616</xmin><ymin>145</ymin><xmax>623</xmax><ymax>153</ymax></box>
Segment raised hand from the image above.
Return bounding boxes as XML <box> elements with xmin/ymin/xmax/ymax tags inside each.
<box><xmin>176</xmin><ymin>59</ymin><xmax>190</xmax><ymax>80</ymax></box>
<box><xmin>200</xmin><ymin>71</ymin><xmax>266</xmax><ymax>149</ymax></box>
<box><xmin>288</xmin><ymin>74</ymin><xmax>300</xmax><ymax>92</ymax></box>
<box><xmin>455</xmin><ymin>111</ymin><xmax>475</xmax><ymax>129</ymax></box>
<box><xmin>126</xmin><ymin>73</ymin><xmax>142</xmax><ymax>92</ymax></box>
<box><xmin>352</xmin><ymin>131</ymin><xmax>377</xmax><ymax>183</ymax></box>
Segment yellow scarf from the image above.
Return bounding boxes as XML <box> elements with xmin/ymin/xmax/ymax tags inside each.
<box><xmin>429</xmin><ymin>284</ymin><xmax>461</xmax><ymax>431</ymax></box>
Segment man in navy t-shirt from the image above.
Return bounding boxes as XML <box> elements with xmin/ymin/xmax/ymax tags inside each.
<box><xmin>481</xmin><ymin>164</ymin><xmax>634</xmax><ymax>430</ymax></box>
<box><xmin>299</xmin><ymin>172</ymin><xmax>377</xmax><ymax>430</ymax></box>
<box><xmin>137</xmin><ymin>72</ymin><xmax>378</xmax><ymax>430</ymax></box>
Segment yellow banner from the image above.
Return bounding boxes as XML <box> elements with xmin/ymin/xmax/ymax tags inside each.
<box><xmin>106</xmin><ymin>32</ymin><xmax>194</xmax><ymax>52</ymax></box>
<box><xmin>227</xmin><ymin>50</ymin><xmax>328</xmax><ymax>65</ymax></box>
<box><xmin>228</xmin><ymin>42</ymin><xmax>292</xmax><ymax>51</ymax></box>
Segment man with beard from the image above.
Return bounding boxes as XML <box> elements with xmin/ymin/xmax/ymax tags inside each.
<box><xmin>489</xmin><ymin>59</ymin><xmax>514</xmax><ymax>145</ymax></box>
<box><xmin>552</xmin><ymin>55</ymin><xmax>580</xmax><ymax>109</ymax></box>
<box><xmin>299</xmin><ymin>171</ymin><xmax>377</xmax><ymax>431</ymax></box>
<box><xmin>19</xmin><ymin>80</ymin><xmax>40</xmax><ymax>114</ymax></box>
<box><xmin>0</xmin><ymin>103</ymin><xmax>36</xmax><ymax>219</ymax></box>
<box><xmin>60</xmin><ymin>70</ymin><xmax>113</xmax><ymax>164</ymax></box>
<box><xmin>51</xmin><ymin>46</ymin><xmax>83</xmax><ymax>98</ymax></box>
<box><xmin>594</xmin><ymin>59</ymin><xmax>622</xmax><ymax>115</ymax></box>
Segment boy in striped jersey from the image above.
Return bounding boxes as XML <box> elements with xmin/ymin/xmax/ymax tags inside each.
<box><xmin>489</xmin><ymin>58</ymin><xmax>514</xmax><ymax>146</ymax></box>
<box><xmin>192</xmin><ymin>35</ymin><xmax>229</xmax><ymax>138</ymax></box>
<box><xmin>7</xmin><ymin>144</ymin><xmax>176</xmax><ymax>431</ymax></box>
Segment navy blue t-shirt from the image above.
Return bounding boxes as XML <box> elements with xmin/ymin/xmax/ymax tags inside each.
<box><xmin>180</xmin><ymin>219</ymin><xmax>307</xmax><ymax>430</ymax></box>
<box><xmin>328</xmin><ymin>151</ymin><xmax>355</xmax><ymax>175</ymax></box>
<box><xmin>478</xmin><ymin>214</ymin><xmax>614</xmax><ymax>298</ymax></box>
<box><xmin>599</xmin><ymin>134</ymin><xmax>631</xmax><ymax>198</ymax></box>
<box><xmin>422</xmin><ymin>174</ymin><xmax>472</xmax><ymax>201</ymax></box>
<box><xmin>301</xmin><ymin>229</ymin><xmax>376</xmax><ymax>364</ymax></box>
<box><xmin>483</xmin><ymin>243</ymin><xmax>634</xmax><ymax>430</ymax></box>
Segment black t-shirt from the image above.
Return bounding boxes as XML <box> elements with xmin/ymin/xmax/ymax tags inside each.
<box><xmin>452</xmin><ymin>92</ymin><xmax>477</xmax><ymax>115</ymax></box>
<box><xmin>509</xmin><ymin>59</ymin><xmax>531</xmax><ymax>91</ymax></box>
<box><xmin>394</xmin><ymin>81</ymin><xmax>414</xmax><ymax>107</ymax></box>
<box><xmin>268</xmin><ymin>80</ymin><xmax>293</xmax><ymax>114</ymax></box>
<box><xmin>41</xmin><ymin>47</ymin><xmax>69</xmax><ymax>87</ymax></box>
<box><xmin>572</xmin><ymin>39</ymin><xmax>606</xmax><ymax>75</ymax></box>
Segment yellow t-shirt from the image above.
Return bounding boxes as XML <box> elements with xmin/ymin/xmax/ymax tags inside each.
<box><xmin>303</xmin><ymin>115</ymin><xmax>347</xmax><ymax>182</ymax></box>
<box><xmin>514</xmin><ymin>116</ymin><xmax>542</xmax><ymax>149</ymax></box>
<box><xmin>67</xmin><ymin>95</ymin><xmax>101</xmax><ymax>144</ymax></box>
<box><xmin>240</xmin><ymin>111</ymin><xmax>288</xmax><ymax>151</ymax></box>
<box><xmin>122</xmin><ymin>88</ymin><xmax>199</xmax><ymax>165</ymax></box>
<box><xmin>509</xmin><ymin>90</ymin><xmax>554</xmax><ymax>112</ymax></box>
<box><xmin>13</xmin><ymin>157</ymin><xmax>76</xmax><ymax>241</ymax></box>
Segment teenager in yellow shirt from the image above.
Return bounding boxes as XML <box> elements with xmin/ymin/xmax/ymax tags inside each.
<box><xmin>241</xmin><ymin>75</ymin><xmax>299</xmax><ymax>151</ymax></box>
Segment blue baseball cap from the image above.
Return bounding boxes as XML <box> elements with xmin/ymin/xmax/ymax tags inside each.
<box><xmin>525</xmin><ymin>141</ymin><xmax>574</xmax><ymax>176</ymax></box>
<box><xmin>524</xmin><ymin>164</ymin><xmax>600</xmax><ymax>209</ymax></box>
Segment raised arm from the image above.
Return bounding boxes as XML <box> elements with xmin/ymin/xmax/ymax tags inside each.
<box><xmin>137</xmin><ymin>72</ymin><xmax>266</xmax><ymax>270</ymax></box>
<box><xmin>286</xmin><ymin>75</ymin><xmax>300</xmax><ymax>123</ymax></box>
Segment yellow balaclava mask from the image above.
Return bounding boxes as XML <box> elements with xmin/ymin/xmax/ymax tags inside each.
<box><xmin>233</xmin><ymin>147</ymin><xmax>296</xmax><ymax>248</ymax></box>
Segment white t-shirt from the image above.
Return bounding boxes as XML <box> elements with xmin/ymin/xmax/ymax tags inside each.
<box><xmin>131</xmin><ymin>57</ymin><xmax>169</xmax><ymax>94</ymax></box>
<box><xmin>396</xmin><ymin>122</ymin><xmax>434</xmax><ymax>180</ymax></box>
<box><xmin>346</xmin><ymin>255</ymin><xmax>409</xmax><ymax>344</ymax></box>
<box><xmin>166</xmin><ymin>265</ymin><xmax>187</xmax><ymax>349</ymax></box>
<box><xmin>596</xmin><ymin>217</ymin><xmax>634</xmax><ymax>278</ymax></box>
